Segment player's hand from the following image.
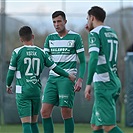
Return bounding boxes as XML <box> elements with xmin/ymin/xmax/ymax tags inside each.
<box><xmin>85</xmin><ymin>24</ymin><xmax>90</xmax><ymax>32</ymax></box>
<box><xmin>74</xmin><ymin>78</ymin><xmax>83</xmax><ymax>92</ymax></box>
<box><xmin>68</xmin><ymin>74</ymin><xmax>76</xmax><ymax>82</ymax></box>
<box><xmin>84</xmin><ymin>85</ymin><xmax>91</xmax><ymax>100</ymax></box>
<box><xmin>6</xmin><ymin>86</ymin><xmax>13</xmax><ymax>94</ymax></box>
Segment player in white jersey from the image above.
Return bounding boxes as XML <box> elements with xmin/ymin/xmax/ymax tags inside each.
<box><xmin>6</xmin><ymin>26</ymin><xmax>75</xmax><ymax>133</ymax></box>
<box><xmin>41</xmin><ymin>11</ymin><xmax>86</xmax><ymax>133</ymax></box>
<box><xmin>84</xmin><ymin>6</ymin><xmax>123</xmax><ymax>133</ymax></box>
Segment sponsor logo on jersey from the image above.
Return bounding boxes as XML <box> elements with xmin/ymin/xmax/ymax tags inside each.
<box><xmin>59</xmin><ymin>95</ymin><xmax>68</xmax><ymax>99</ymax></box>
<box><xmin>26</xmin><ymin>76</ymin><xmax>38</xmax><ymax>84</ymax></box>
<box><xmin>89</xmin><ymin>37</ymin><xmax>96</xmax><ymax>44</ymax></box>
<box><xmin>51</xmin><ymin>48</ymin><xmax>69</xmax><ymax>52</ymax></box>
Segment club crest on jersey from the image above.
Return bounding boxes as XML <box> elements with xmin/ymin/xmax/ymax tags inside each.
<box><xmin>89</xmin><ymin>37</ymin><xmax>96</xmax><ymax>44</ymax></box>
<box><xmin>67</xmin><ymin>41</ymin><xmax>74</xmax><ymax>46</ymax></box>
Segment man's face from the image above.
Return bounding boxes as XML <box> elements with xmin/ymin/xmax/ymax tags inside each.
<box><xmin>52</xmin><ymin>15</ymin><xmax>66</xmax><ymax>33</ymax></box>
<box><xmin>87</xmin><ymin>15</ymin><xmax>94</xmax><ymax>31</ymax></box>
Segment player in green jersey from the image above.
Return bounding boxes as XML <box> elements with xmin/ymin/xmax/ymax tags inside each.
<box><xmin>6</xmin><ymin>26</ymin><xmax>76</xmax><ymax>133</ymax></box>
<box><xmin>41</xmin><ymin>11</ymin><xmax>86</xmax><ymax>133</ymax></box>
<box><xmin>84</xmin><ymin>6</ymin><xmax>123</xmax><ymax>133</ymax></box>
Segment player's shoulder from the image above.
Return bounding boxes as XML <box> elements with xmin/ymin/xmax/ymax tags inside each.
<box><xmin>48</xmin><ymin>32</ymin><xmax>58</xmax><ymax>37</ymax></box>
<box><xmin>32</xmin><ymin>45</ymin><xmax>45</xmax><ymax>54</ymax></box>
<box><xmin>91</xmin><ymin>25</ymin><xmax>111</xmax><ymax>35</ymax></box>
<box><xmin>14</xmin><ymin>45</ymin><xmax>44</xmax><ymax>54</ymax></box>
<box><xmin>68</xmin><ymin>30</ymin><xmax>81</xmax><ymax>38</ymax></box>
<box><xmin>68</xmin><ymin>30</ymin><xmax>80</xmax><ymax>35</ymax></box>
<box><xmin>14</xmin><ymin>45</ymin><xmax>25</xmax><ymax>54</ymax></box>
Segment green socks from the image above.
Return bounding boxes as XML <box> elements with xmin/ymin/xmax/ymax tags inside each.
<box><xmin>42</xmin><ymin>117</ymin><xmax>54</xmax><ymax>133</ymax></box>
<box><xmin>22</xmin><ymin>122</ymin><xmax>32</xmax><ymax>133</ymax></box>
<box><xmin>42</xmin><ymin>117</ymin><xmax>74</xmax><ymax>133</ymax></box>
<box><xmin>108</xmin><ymin>126</ymin><xmax>123</xmax><ymax>133</ymax></box>
<box><xmin>31</xmin><ymin>122</ymin><xmax>39</xmax><ymax>133</ymax></box>
<box><xmin>93</xmin><ymin>129</ymin><xmax>104</xmax><ymax>133</ymax></box>
<box><xmin>22</xmin><ymin>122</ymin><xmax>39</xmax><ymax>133</ymax></box>
<box><xmin>64</xmin><ymin>118</ymin><xmax>74</xmax><ymax>133</ymax></box>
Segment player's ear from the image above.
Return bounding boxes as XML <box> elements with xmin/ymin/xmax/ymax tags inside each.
<box><xmin>65</xmin><ymin>19</ymin><xmax>67</xmax><ymax>24</ymax></box>
<box><xmin>91</xmin><ymin>15</ymin><xmax>95</xmax><ymax>21</ymax></box>
<box><xmin>20</xmin><ymin>38</ymin><xmax>23</xmax><ymax>43</ymax></box>
<box><xmin>32</xmin><ymin>35</ymin><xmax>34</xmax><ymax>39</ymax></box>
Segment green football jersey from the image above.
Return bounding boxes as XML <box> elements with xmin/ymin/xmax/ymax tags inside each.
<box><xmin>44</xmin><ymin>30</ymin><xmax>84</xmax><ymax>76</ymax></box>
<box><xmin>88</xmin><ymin>26</ymin><xmax>121</xmax><ymax>89</ymax></box>
<box><xmin>6</xmin><ymin>45</ymin><xmax>57</xmax><ymax>99</ymax></box>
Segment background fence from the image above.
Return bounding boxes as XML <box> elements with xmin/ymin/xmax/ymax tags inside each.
<box><xmin>124</xmin><ymin>53</ymin><xmax>133</xmax><ymax>127</ymax></box>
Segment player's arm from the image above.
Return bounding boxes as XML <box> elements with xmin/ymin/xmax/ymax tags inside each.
<box><xmin>6</xmin><ymin>51</ymin><xmax>17</xmax><ymax>94</ymax></box>
<box><xmin>85</xmin><ymin>32</ymin><xmax>100</xmax><ymax>100</ymax></box>
<box><xmin>44</xmin><ymin>53</ymin><xmax>76</xmax><ymax>82</ymax></box>
<box><xmin>44</xmin><ymin>35</ymin><xmax>50</xmax><ymax>54</ymax></box>
<box><xmin>74</xmin><ymin>35</ymin><xmax>86</xmax><ymax>92</ymax></box>
<box><xmin>6</xmin><ymin>70</ymin><xmax>15</xmax><ymax>94</ymax></box>
<box><xmin>86</xmin><ymin>32</ymin><xmax>100</xmax><ymax>85</ymax></box>
<box><xmin>52</xmin><ymin>66</ymin><xmax>76</xmax><ymax>82</ymax></box>
<box><xmin>86</xmin><ymin>51</ymin><xmax>98</xmax><ymax>85</ymax></box>
<box><xmin>77</xmin><ymin>52</ymin><xmax>86</xmax><ymax>79</ymax></box>
<box><xmin>74</xmin><ymin>52</ymin><xmax>86</xmax><ymax>91</ymax></box>
<box><xmin>85</xmin><ymin>51</ymin><xmax>98</xmax><ymax>100</ymax></box>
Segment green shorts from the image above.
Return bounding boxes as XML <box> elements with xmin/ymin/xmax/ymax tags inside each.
<box><xmin>16</xmin><ymin>98</ymin><xmax>41</xmax><ymax>118</ymax></box>
<box><xmin>91</xmin><ymin>88</ymin><xmax>120</xmax><ymax>126</ymax></box>
<box><xmin>42</xmin><ymin>76</ymin><xmax>75</xmax><ymax>108</ymax></box>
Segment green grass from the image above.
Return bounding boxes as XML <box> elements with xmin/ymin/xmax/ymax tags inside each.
<box><xmin>0</xmin><ymin>123</ymin><xmax>133</xmax><ymax>133</ymax></box>
<box><xmin>0</xmin><ymin>105</ymin><xmax>133</xmax><ymax>133</ymax></box>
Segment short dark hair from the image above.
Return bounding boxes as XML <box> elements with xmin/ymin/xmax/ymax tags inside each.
<box><xmin>88</xmin><ymin>6</ymin><xmax>106</xmax><ymax>22</ymax></box>
<box><xmin>52</xmin><ymin>11</ymin><xmax>66</xmax><ymax>20</ymax></box>
<box><xmin>19</xmin><ymin>26</ymin><xmax>32</xmax><ymax>41</ymax></box>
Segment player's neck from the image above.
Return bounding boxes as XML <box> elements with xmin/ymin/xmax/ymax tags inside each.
<box><xmin>58</xmin><ymin>29</ymin><xmax>69</xmax><ymax>38</ymax></box>
<box><xmin>23</xmin><ymin>40</ymin><xmax>34</xmax><ymax>46</ymax></box>
<box><xmin>94</xmin><ymin>21</ymin><xmax>104</xmax><ymax>28</ymax></box>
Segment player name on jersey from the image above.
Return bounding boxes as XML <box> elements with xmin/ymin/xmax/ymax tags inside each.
<box><xmin>26</xmin><ymin>51</ymin><xmax>37</xmax><ymax>56</ymax></box>
<box><xmin>104</xmin><ymin>32</ymin><xmax>118</xmax><ymax>39</ymax></box>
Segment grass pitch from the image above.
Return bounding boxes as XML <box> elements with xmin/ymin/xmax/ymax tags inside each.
<box><xmin>0</xmin><ymin>123</ymin><xmax>133</xmax><ymax>133</ymax></box>
<box><xmin>0</xmin><ymin>104</ymin><xmax>133</xmax><ymax>133</ymax></box>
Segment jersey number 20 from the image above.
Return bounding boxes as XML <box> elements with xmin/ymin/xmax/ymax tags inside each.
<box><xmin>24</xmin><ymin>58</ymin><xmax>40</xmax><ymax>76</ymax></box>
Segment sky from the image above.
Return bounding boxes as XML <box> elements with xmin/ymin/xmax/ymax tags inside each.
<box><xmin>5</xmin><ymin>0</ymin><xmax>133</xmax><ymax>14</ymax></box>
<box><xmin>1</xmin><ymin>0</ymin><xmax>133</xmax><ymax>32</ymax></box>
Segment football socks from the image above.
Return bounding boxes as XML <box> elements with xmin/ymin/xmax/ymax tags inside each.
<box><xmin>22</xmin><ymin>122</ymin><xmax>32</xmax><ymax>133</ymax></box>
<box><xmin>93</xmin><ymin>129</ymin><xmax>104</xmax><ymax>133</ymax></box>
<box><xmin>31</xmin><ymin>122</ymin><xmax>39</xmax><ymax>133</ymax></box>
<box><xmin>108</xmin><ymin>126</ymin><xmax>123</xmax><ymax>133</ymax></box>
<box><xmin>42</xmin><ymin>117</ymin><xmax>54</xmax><ymax>133</ymax></box>
<box><xmin>64</xmin><ymin>117</ymin><xmax>74</xmax><ymax>133</ymax></box>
